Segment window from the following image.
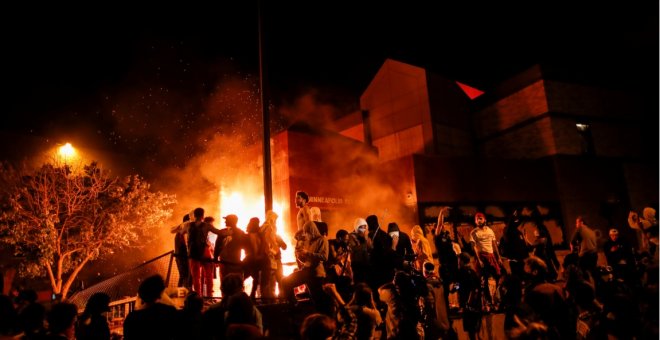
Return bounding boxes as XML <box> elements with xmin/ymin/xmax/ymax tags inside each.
<box><xmin>576</xmin><ymin>122</ymin><xmax>595</xmax><ymax>155</ymax></box>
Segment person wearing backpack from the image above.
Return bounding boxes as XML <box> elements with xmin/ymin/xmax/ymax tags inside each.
<box><xmin>177</xmin><ymin>207</ymin><xmax>224</xmax><ymax>297</ymax></box>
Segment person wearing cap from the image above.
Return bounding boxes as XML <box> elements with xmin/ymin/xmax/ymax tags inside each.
<box><xmin>215</xmin><ymin>214</ymin><xmax>247</xmax><ymax>280</ymax></box>
<box><xmin>469</xmin><ymin>212</ymin><xmax>503</xmax><ymax>310</ymax></box>
<box><xmin>348</xmin><ymin>218</ymin><xmax>372</xmax><ymax>285</ymax></box>
<box><xmin>603</xmin><ymin>228</ymin><xmax>634</xmax><ymax>280</ymax></box>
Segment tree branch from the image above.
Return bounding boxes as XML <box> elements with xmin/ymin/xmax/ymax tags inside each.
<box><xmin>44</xmin><ymin>261</ymin><xmax>57</xmax><ymax>293</ymax></box>
<box><xmin>61</xmin><ymin>251</ymin><xmax>95</xmax><ymax>300</ymax></box>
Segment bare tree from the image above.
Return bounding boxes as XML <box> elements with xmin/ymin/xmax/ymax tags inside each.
<box><xmin>0</xmin><ymin>162</ymin><xmax>176</xmax><ymax>300</ymax></box>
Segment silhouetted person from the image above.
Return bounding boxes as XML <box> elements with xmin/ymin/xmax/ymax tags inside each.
<box><xmin>172</xmin><ymin>208</ymin><xmax>223</xmax><ymax>296</ymax></box>
<box><xmin>455</xmin><ymin>253</ymin><xmax>482</xmax><ymax>340</ymax></box>
<box><xmin>76</xmin><ymin>292</ymin><xmax>111</xmax><ymax>340</ymax></box>
<box><xmin>123</xmin><ymin>274</ymin><xmax>180</xmax><ymax>340</ymax></box>
<box><xmin>434</xmin><ymin>207</ymin><xmax>459</xmax><ymax>311</ymax></box>
<box><xmin>225</xmin><ymin>292</ymin><xmax>263</xmax><ymax>339</ymax></box>
<box><xmin>44</xmin><ymin>302</ymin><xmax>78</xmax><ymax>340</ymax></box>
<box><xmin>522</xmin><ymin>256</ymin><xmax>574</xmax><ymax>339</ymax></box>
<box><xmin>499</xmin><ymin>209</ymin><xmax>529</xmax><ymax>279</ymax></box>
<box><xmin>366</xmin><ymin>215</ymin><xmax>392</xmax><ymax>296</ymax></box>
<box><xmin>0</xmin><ymin>295</ymin><xmax>20</xmax><ymax>337</ymax></box>
<box><xmin>215</xmin><ymin>214</ymin><xmax>247</xmax><ymax>280</ymax></box>
<box><xmin>244</xmin><ymin>217</ymin><xmax>266</xmax><ymax>299</ymax></box>
<box><xmin>171</xmin><ymin>214</ymin><xmax>191</xmax><ymax>289</ymax></box>
<box><xmin>202</xmin><ymin>273</ymin><xmax>244</xmax><ymax>340</ymax></box>
<box><xmin>178</xmin><ymin>292</ymin><xmax>204</xmax><ymax>340</ymax></box>
<box><xmin>300</xmin><ymin>313</ymin><xmax>336</xmax><ymax>340</ymax></box>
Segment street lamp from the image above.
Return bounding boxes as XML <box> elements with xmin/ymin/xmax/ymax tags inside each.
<box><xmin>58</xmin><ymin>143</ymin><xmax>75</xmax><ymax>158</ymax></box>
<box><xmin>58</xmin><ymin>143</ymin><xmax>77</xmax><ymax>166</ymax></box>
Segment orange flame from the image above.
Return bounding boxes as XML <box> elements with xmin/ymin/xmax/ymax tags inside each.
<box><xmin>216</xmin><ymin>189</ymin><xmax>297</xmax><ymax>297</ymax></box>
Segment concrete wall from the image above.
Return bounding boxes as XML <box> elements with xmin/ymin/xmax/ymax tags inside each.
<box><xmin>552</xmin><ymin>156</ymin><xmax>633</xmax><ymax>244</ymax></box>
<box><xmin>481</xmin><ymin>117</ymin><xmax>557</xmax><ymax>159</ymax></box>
<box><xmin>412</xmin><ymin>154</ymin><xmax>558</xmax><ymax>203</ymax></box>
<box><xmin>426</xmin><ymin>72</ymin><xmax>475</xmax><ymax>156</ymax></box>
<box><xmin>373</xmin><ymin>124</ymin><xmax>425</xmax><ymax>162</ymax></box>
<box><xmin>545</xmin><ymin>81</ymin><xmax>645</xmax><ymax>120</ymax></box>
<box><xmin>474</xmin><ymin>80</ymin><xmax>549</xmax><ymax>140</ymax></box>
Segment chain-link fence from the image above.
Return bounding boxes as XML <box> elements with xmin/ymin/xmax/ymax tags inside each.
<box><xmin>67</xmin><ymin>251</ymin><xmax>178</xmax><ymax>310</ymax></box>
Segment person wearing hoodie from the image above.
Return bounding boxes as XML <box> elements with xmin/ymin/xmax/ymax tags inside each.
<box><xmin>388</xmin><ymin>222</ymin><xmax>414</xmax><ymax>271</ymax></box>
<box><xmin>628</xmin><ymin>207</ymin><xmax>658</xmax><ymax>255</ymax></box>
<box><xmin>261</xmin><ymin>210</ymin><xmax>287</xmax><ymax>300</ymax></box>
<box><xmin>366</xmin><ymin>215</ymin><xmax>393</xmax><ymax>296</ymax></box>
<box><xmin>411</xmin><ymin>225</ymin><xmax>433</xmax><ymax>272</ymax></box>
<box><xmin>348</xmin><ymin>218</ymin><xmax>371</xmax><ymax>285</ymax></box>
<box><xmin>282</xmin><ymin>221</ymin><xmax>329</xmax><ymax>312</ymax></box>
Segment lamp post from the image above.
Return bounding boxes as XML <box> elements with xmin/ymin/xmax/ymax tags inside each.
<box><xmin>258</xmin><ymin>0</ymin><xmax>273</xmax><ymax>213</ymax></box>
<box><xmin>58</xmin><ymin>143</ymin><xmax>76</xmax><ymax>164</ymax></box>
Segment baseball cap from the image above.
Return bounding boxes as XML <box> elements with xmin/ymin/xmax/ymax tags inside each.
<box><xmin>223</xmin><ymin>214</ymin><xmax>238</xmax><ymax>224</ymax></box>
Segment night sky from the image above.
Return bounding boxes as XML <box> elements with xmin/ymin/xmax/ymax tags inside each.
<box><xmin>1</xmin><ymin>2</ymin><xmax>657</xmax><ymax>175</ymax></box>
<box><xmin>0</xmin><ymin>2</ymin><xmax>657</xmax><ymax>285</ymax></box>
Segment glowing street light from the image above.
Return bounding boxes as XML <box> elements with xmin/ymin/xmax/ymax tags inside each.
<box><xmin>58</xmin><ymin>143</ymin><xmax>75</xmax><ymax>158</ymax></box>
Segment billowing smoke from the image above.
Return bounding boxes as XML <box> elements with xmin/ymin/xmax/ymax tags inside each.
<box><xmin>88</xmin><ymin>54</ymin><xmax>414</xmax><ymax>263</ymax></box>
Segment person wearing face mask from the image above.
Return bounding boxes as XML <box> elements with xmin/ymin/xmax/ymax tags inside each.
<box><xmin>348</xmin><ymin>218</ymin><xmax>372</xmax><ymax>285</ymax></box>
<box><xmin>387</xmin><ymin>222</ymin><xmax>414</xmax><ymax>271</ymax></box>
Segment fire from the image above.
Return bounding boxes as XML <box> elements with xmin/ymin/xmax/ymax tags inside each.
<box><xmin>215</xmin><ymin>189</ymin><xmax>297</xmax><ymax>297</ymax></box>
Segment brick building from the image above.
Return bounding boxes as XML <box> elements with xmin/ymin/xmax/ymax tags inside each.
<box><xmin>279</xmin><ymin>59</ymin><xmax>657</xmax><ymax>246</ymax></box>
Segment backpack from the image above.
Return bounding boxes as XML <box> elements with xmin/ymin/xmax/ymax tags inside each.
<box><xmin>187</xmin><ymin>222</ymin><xmax>208</xmax><ymax>260</ymax></box>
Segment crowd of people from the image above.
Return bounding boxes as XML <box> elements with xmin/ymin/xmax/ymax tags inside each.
<box><xmin>1</xmin><ymin>191</ymin><xmax>658</xmax><ymax>339</ymax></box>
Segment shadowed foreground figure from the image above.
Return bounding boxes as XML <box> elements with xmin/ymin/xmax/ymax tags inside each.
<box><xmin>45</xmin><ymin>302</ymin><xmax>79</xmax><ymax>340</ymax></box>
<box><xmin>123</xmin><ymin>274</ymin><xmax>180</xmax><ymax>340</ymax></box>
<box><xmin>76</xmin><ymin>292</ymin><xmax>111</xmax><ymax>340</ymax></box>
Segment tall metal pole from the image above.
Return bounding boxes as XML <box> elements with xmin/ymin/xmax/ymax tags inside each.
<box><xmin>258</xmin><ymin>0</ymin><xmax>273</xmax><ymax>213</ymax></box>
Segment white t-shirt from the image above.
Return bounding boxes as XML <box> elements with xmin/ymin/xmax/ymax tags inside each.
<box><xmin>469</xmin><ymin>226</ymin><xmax>496</xmax><ymax>254</ymax></box>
